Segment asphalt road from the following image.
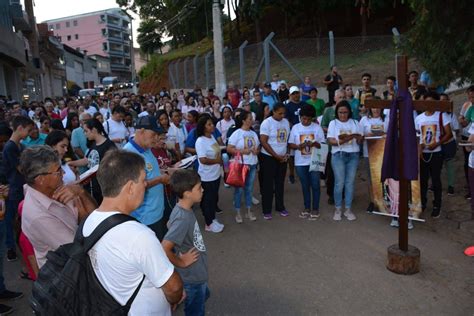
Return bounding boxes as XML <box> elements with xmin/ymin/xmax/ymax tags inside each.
<box><xmin>4</xmin><ymin>170</ymin><xmax>473</xmax><ymax>315</ymax></box>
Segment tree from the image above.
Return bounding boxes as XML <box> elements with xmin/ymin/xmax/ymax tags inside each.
<box><xmin>137</xmin><ymin>19</ymin><xmax>164</xmax><ymax>54</ymax></box>
<box><xmin>404</xmin><ymin>0</ymin><xmax>473</xmax><ymax>85</ymax></box>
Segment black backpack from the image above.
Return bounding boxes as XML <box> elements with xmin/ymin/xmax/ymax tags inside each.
<box><xmin>30</xmin><ymin>213</ymin><xmax>145</xmax><ymax>316</ymax></box>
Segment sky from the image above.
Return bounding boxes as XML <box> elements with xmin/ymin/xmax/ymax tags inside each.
<box><xmin>33</xmin><ymin>0</ymin><xmax>141</xmax><ymax>47</ymax></box>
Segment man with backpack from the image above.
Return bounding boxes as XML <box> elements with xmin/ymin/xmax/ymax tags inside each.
<box><xmin>31</xmin><ymin>150</ymin><xmax>183</xmax><ymax>315</ymax></box>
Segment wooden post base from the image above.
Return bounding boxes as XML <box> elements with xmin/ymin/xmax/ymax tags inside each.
<box><xmin>386</xmin><ymin>244</ymin><xmax>420</xmax><ymax>275</ymax></box>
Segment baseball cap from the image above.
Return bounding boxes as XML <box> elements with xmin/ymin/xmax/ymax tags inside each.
<box><xmin>135</xmin><ymin>115</ymin><xmax>165</xmax><ymax>134</ymax></box>
<box><xmin>263</xmin><ymin>82</ymin><xmax>271</xmax><ymax>88</ymax></box>
<box><xmin>289</xmin><ymin>86</ymin><xmax>299</xmax><ymax>94</ymax></box>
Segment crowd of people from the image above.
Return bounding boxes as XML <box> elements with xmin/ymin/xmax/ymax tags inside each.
<box><xmin>0</xmin><ymin>67</ymin><xmax>473</xmax><ymax>314</ymax></box>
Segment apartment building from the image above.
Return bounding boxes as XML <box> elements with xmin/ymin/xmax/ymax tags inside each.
<box><xmin>44</xmin><ymin>8</ymin><xmax>133</xmax><ymax>82</ymax></box>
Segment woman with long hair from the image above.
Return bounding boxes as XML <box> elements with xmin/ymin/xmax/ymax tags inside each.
<box><xmin>195</xmin><ymin>115</ymin><xmax>224</xmax><ymax>233</ymax></box>
<box><xmin>44</xmin><ymin>130</ymin><xmax>78</xmax><ymax>184</ymax></box>
<box><xmin>227</xmin><ymin>110</ymin><xmax>260</xmax><ymax>223</ymax></box>
<box><xmin>65</xmin><ymin>112</ymin><xmax>79</xmax><ymax>136</ymax></box>
<box><xmin>157</xmin><ymin>109</ymin><xmax>180</xmax><ymax>162</ymax></box>
<box><xmin>327</xmin><ymin>101</ymin><xmax>363</xmax><ymax>221</ymax></box>
<box><xmin>216</xmin><ymin>105</ymin><xmax>234</xmax><ymax>144</ymax></box>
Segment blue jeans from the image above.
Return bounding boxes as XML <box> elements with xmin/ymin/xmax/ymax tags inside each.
<box><xmin>5</xmin><ymin>199</ymin><xmax>19</xmax><ymax>249</ymax></box>
<box><xmin>0</xmin><ymin>220</ymin><xmax>6</xmax><ymax>292</ymax></box>
<box><xmin>183</xmin><ymin>282</ymin><xmax>210</xmax><ymax>316</ymax></box>
<box><xmin>331</xmin><ymin>152</ymin><xmax>359</xmax><ymax>209</ymax></box>
<box><xmin>233</xmin><ymin>164</ymin><xmax>257</xmax><ymax>210</ymax></box>
<box><xmin>295</xmin><ymin>166</ymin><xmax>321</xmax><ymax>210</ymax></box>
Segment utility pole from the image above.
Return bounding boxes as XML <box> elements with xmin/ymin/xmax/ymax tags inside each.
<box><xmin>212</xmin><ymin>0</ymin><xmax>226</xmax><ymax>97</ymax></box>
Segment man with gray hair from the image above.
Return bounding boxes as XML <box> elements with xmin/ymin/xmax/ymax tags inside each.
<box><xmin>20</xmin><ymin>145</ymin><xmax>96</xmax><ymax>267</ymax></box>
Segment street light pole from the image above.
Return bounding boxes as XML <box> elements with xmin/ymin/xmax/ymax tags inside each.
<box><xmin>212</xmin><ymin>0</ymin><xmax>226</xmax><ymax>97</ymax></box>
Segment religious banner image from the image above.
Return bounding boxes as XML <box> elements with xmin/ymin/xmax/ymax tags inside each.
<box><xmin>299</xmin><ymin>134</ymin><xmax>315</xmax><ymax>155</ymax></box>
<box><xmin>366</xmin><ymin>137</ymin><xmax>423</xmax><ymax>221</ymax></box>
<box><xmin>421</xmin><ymin>124</ymin><xmax>437</xmax><ymax>147</ymax></box>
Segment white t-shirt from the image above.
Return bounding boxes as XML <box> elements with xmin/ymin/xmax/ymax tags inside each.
<box><xmin>469</xmin><ymin>124</ymin><xmax>474</xmax><ymax>168</ymax></box>
<box><xmin>196</xmin><ymin>135</ymin><xmax>221</xmax><ymax>181</ymax></box>
<box><xmin>288</xmin><ymin>123</ymin><xmax>324</xmax><ymax>166</ymax></box>
<box><xmin>327</xmin><ymin>119</ymin><xmax>363</xmax><ymax>154</ymax></box>
<box><xmin>100</xmin><ymin>107</ymin><xmax>111</xmax><ymax>120</ymax></box>
<box><xmin>260</xmin><ymin>116</ymin><xmax>290</xmax><ymax>156</ymax></box>
<box><xmin>82</xmin><ymin>211</ymin><xmax>174</xmax><ymax>316</ymax></box>
<box><xmin>85</xmin><ymin>106</ymin><xmax>97</xmax><ymax>115</ymax></box>
<box><xmin>228</xmin><ymin>128</ymin><xmax>260</xmax><ymax>165</ymax></box>
<box><xmin>289</xmin><ymin>122</ymin><xmax>325</xmax><ymax>166</ymax></box>
<box><xmin>104</xmin><ymin>118</ymin><xmax>127</xmax><ymax>148</ymax></box>
<box><xmin>181</xmin><ymin>105</ymin><xmax>196</xmax><ymax>116</ymax></box>
<box><xmin>359</xmin><ymin>116</ymin><xmax>385</xmax><ymax>157</ymax></box>
<box><xmin>460</xmin><ymin>102</ymin><xmax>472</xmax><ymax>137</ymax></box>
<box><xmin>168</xmin><ymin>123</ymin><xmax>187</xmax><ymax>154</ymax></box>
<box><xmin>61</xmin><ymin>163</ymin><xmax>76</xmax><ymax>185</ymax></box>
<box><xmin>216</xmin><ymin>119</ymin><xmax>235</xmax><ymax>143</ymax></box>
<box><xmin>415</xmin><ymin>111</ymin><xmax>450</xmax><ymax>153</ymax></box>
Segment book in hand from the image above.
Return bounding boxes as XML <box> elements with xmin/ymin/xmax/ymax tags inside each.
<box><xmin>172</xmin><ymin>155</ymin><xmax>197</xmax><ymax>169</ymax></box>
<box><xmin>76</xmin><ymin>164</ymin><xmax>99</xmax><ymax>184</ymax></box>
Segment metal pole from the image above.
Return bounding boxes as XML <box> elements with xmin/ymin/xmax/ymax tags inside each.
<box><xmin>263</xmin><ymin>32</ymin><xmax>275</xmax><ymax>83</ymax></box>
<box><xmin>193</xmin><ymin>54</ymin><xmax>199</xmax><ymax>87</ymax></box>
<box><xmin>205</xmin><ymin>51</ymin><xmax>212</xmax><ymax>89</ymax></box>
<box><xmin>329</xmin><ymin>31</ymin><xmax>335</xmax><ymax>67</ymax></box>
<box><xmin>392</xmin><ymin>27</ymin><xmax>401</xmax><ymax>52</ymax></box>
<box><xmin>175</xmin><ymin>60</ymin><xmax>179</xmax><ymax>88</ymax></box>
<box><xmin>269</xmin><ymin>41</ymin><xmax>304</xmax><ymax>83</ymax></box>
<box><xmin>253</xmin><ymin>55</ymin><xmax>265</xmax><ymax>87</ymax></box>
<box><xmin>183</xmin><ymin>57</ymin><xmax>189</xmax><ymax>88</ymax></box>
<box><xmin>168</xmin><ymin>62</ymin><xmax>176</xmax><ymax>89</ymax></box>
<box><xmin>239</xmin><ymin>40</ymin><xmax>248</xmax><ymax>88</ymax></box>
<box><xmin>212</xmin><ymin>0</ymin><xmax>226</xmax><ymax>97</ymax></box>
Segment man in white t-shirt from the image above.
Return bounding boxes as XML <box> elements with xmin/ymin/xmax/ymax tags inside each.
<box><xmin>138</xmin><ymin>101</ymin><xmax>157</xmax><ymax>117</ymax></box>
<box><xmin>104</xmin><ymin>105</ymin><xmax>128</xmax><ymax>148</ymax></box>
<box><xmin>82</xmin><ymin>150</ymin><xmax>184</xmax><ymax>315</ymax></box>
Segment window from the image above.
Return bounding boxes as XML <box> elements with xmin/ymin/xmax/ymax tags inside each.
<box><xmin>55</xmin><ymin>23</ymin><xmax>60</xmax><ymax>29</ymax></box>
<box><xmin>57</xmin><ymin>36</ymin><xmax>62</xmax><ymax>42</ymax></box>
<box><xmin>100</xmin><ymin>15</ymin><xmax>106</xmax><ymax>23</ymax></box>
<box><xmin>73</xmin><ymin>20</ymin><xmax>78</xmax><ymax>27</ymax></box>
<box><xmin>75</xmin><ymin>34</ymin><xmax>79</xmax><ymax>40</ymax></box>
<box><xmin>101</xmin><ymin>28</ymin><xmax>107</xmax><ymax>36</ymax></box>
<box><xmin>49</xmin><ymin>24</ymin><xmax>54</xmax><ymax>30</ymax></box>
<box><xmin>102</xmin><ymin>42</ymin><xmax>108</xmax><ymax>51</ymax></box>
<box><xmin>67</xmin><ymin>35</ymin><xmax>71</xmax><ymax>41</ymax></box>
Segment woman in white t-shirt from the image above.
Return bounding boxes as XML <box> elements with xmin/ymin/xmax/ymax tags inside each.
<box><xmin>181</xmin><ymin>95</ymin><xmax>197</xmax><ymax>115</ymax></box>
<box><xmin>288</xmin><ymin>105</ymin><xmax>325</xmax><ymax>220</ymax></box>
<box><xmin>168</xmin><ymin>109</ymin><xmax>188</xmax><ymax>156</ymax></box>
<box><xmin>327</xmin><ymin>100</ymin><xmax>363</xmax><ymax>221</ymax></box>
<box><xmin>414</xmin><ymin>92</ymin><xmax>452</xmax><ymax>218</ymax></box>
<box><xmin>227</xmin><ymin>110</ymin><xmax>260</xmax><ymax>223</ymax></box>
<box><xmin>359</xmin><ymin>107</ymin><xmax>385</xmax><ymax>213</ymax></box>
<box><xmin>216</xmin><ymin>105</ymin><xmax>234</xmax><ymax>144</ymax></box>
<box><xmin>259</xmin><ymin>103</ymin><xmax>290</xmax><ymax>220</ymax></box>
<box><xmin>195</xmin><ymin>116</ymin><xmax>224</xmax><ymax>233</ymax></box>
<box><xmin>45</xmin><ymin>130</ymin><xmax>78</xmax><ymax>185</ymax></box>
<box><xmin>465</xmin><ymin>124</ymin><xmax>474</xmax><ymax>220</ymax></box>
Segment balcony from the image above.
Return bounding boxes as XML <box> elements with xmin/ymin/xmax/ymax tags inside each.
<box><xmin>0</xmin><ymin>25</ymin><xmax>26</xmax><ymax>66</ymax></box>
<box><xmin>10</xmin><ymin>4</ymin><xmax>31</xmax><ymax>32</ymax></box>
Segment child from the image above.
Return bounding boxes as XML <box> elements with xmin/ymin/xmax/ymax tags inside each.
<box><xmin>162</xmin><ymin>169</ymin><xmax>210</xmax><ymax>316</ymax></box>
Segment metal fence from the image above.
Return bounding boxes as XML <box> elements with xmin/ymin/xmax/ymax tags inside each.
<box><xmin>168</xmin><ymin>32</ymin><xmax>398</xmax><ymax>91</ymax></box>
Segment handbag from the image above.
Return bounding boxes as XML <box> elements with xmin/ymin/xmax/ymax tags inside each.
<box><xmin>309</xmin><ymin>143</ymin><xmax>329</xmax><ymax>173</ymax></box>
<box><xmin>225</xmin><ymin>152</ymin><xmax>249</xmax><ymax>187</ymax></box>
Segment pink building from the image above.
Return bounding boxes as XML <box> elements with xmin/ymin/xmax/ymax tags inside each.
<box><xmin>44</xmin><ymin>8</ymin><xmax>132</xmax><ymax>81</ymax></box>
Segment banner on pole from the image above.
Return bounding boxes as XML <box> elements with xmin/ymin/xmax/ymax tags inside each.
<box><xmin>367</xmin><ymin>137</ymin><xmax>423</xmax><ymax>220</ymax></box>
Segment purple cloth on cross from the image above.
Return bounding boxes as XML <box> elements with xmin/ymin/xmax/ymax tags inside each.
<box><xmin>381</xmin><ymin>89</ymin><xmax>418</xmax><ymax>181</ymax></box>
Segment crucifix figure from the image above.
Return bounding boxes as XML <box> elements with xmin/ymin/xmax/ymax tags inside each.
<box><xmin>365</xmin><ymin>55</ymin><xmax>452</xmax><ymax>275</ymax></box>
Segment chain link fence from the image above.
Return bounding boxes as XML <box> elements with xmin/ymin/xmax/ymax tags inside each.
<box><xmin>168</xmin><ymin>34</ymin><xmax>397</xmax><ymax>91</ymax></box>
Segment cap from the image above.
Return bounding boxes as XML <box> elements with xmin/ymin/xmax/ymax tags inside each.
<box><xmin>280</xmin><ymin>80</ymin><xmax>287</xmax><ymax>85</ymax></box>
<box><xmin>289</xmin><ymin>86</ymin><xmax>299</xmax><ymax>94</ymax></box>
<box><xmin>135</xmin><ymin>115</ymin><xmax>165</xmax><ymax>134</ymax></box>
<box><xmin>263</xmin><ymin>82</ymin><xmax>271</xmax><ymax>88</ymax></box>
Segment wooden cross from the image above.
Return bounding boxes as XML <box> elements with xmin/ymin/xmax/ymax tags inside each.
<box><xmin>365</xmin><ymin>55</ymin><xmax>452</xmax><ymax>274</ymax></box>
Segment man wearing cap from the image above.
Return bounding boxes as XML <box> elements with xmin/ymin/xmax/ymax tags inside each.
<box><xmin>123</xmin><ymin>115</ymin><xmax>171</xmax><ymax>241</ymax></box>
<box><xmin>286</xmin><ymin>86</ymin><xmax>305</xmax><ymax>184</ymax></box>
<box><xmin>262</xmin><ymin>82</ymin><xmax>279</xmax><ymax>111</ymax></box>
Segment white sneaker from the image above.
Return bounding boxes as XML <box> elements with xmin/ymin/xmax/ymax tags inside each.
<box><xmin>246</xmin><ymin>208</ymin><xmax>257</xmax><ymax>221</ymax></box>
<box><xmin>408</xmin><ymin>220</ymin><xmax>414</xmax><ymax>230</ymax></box>
<box><xmin>213</xmin><ymin>219</ymin><xmax>224</xmax><ymax>229</ymax></box>
<box><xmin>224</xmin><ymin>183</ymin><xmax>230</xmax><ymax>188</ymax></box>
<box><xmin>235</xmin><ymin>211</ymin><xmax>243</xmax><ymax>224</ymax></box>
<box><xmin>252</xmin><ymin>196</ymin><xmax>260</xmax><ymax>205</ymax></box>
<box><xmin>344</xmin><ymin>209</ymin><xmax>356</xmax><ymax>221</ymax></box>
<box><xmin>390</xmin><ymin>218</ymin><xmax>399</xmax><ymax>227</ymax></box>
<box><xmin>205</xmin><ymin>222</ymin><xmax>224</xmax><ymax>233</ymax></box>
<box><xmin>333</xmin><ymin>209</ymin><xmax>342</xmax><ymax>221</ymax></box>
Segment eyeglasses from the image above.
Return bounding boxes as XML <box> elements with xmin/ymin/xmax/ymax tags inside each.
<box><xmin>35</xmin><ymin>166</ymin><xmax>63</xmax><ymax>178</ymax></box>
